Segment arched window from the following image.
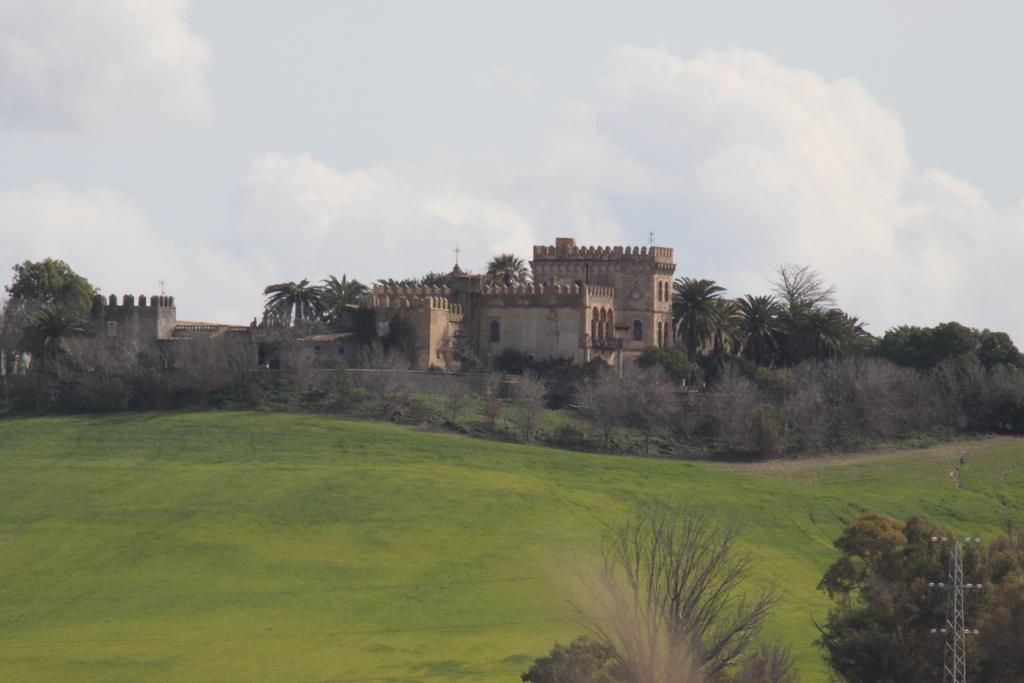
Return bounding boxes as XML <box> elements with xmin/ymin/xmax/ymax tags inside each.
<box><xmin>489</xmin><ymin>320</ymin><xmax>501</xmax><ymax>343</ymax></box>
<box><xmin>633</xmin><ymin>320</ymin><xmax>643</xmax><ymax>341</ymax></box>
<box><xmin>657</xmin><ymin>320</ymin><xmax>663</xmax><ymax>347</ymax></box>
<box><xmin>599</xmin><ymin>309</ymin><xmax>607</xmax><ymax>340</ymax></box>
<box><xmin>591</xmin><ymin>307</ymin><xmax>599</xmax><ymax>341</ymax></box>
<box><xmin>658</xmin><ymin>281</ymin><xmax>664</xmax><ymax>302</ymax></box>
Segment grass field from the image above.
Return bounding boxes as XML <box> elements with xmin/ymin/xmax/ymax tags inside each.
<box><xmin>1</xmin><ymin>412</ymin><xmax>1022</xmax><ymax>682</ymax></box>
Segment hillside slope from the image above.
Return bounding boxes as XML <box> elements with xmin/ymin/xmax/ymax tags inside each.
<box><xmin>0</xmin><ymin>413</ymin><xmax>1021</xmax><ymax>681</ymax></box>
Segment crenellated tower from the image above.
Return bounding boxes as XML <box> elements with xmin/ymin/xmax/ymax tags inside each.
<box><xmin>530</xmin><ymin>237</ymin><xmax>675</xmax><ymax>354</ymax></box>
<box><xmin>90</xmin><ymin>293</ymin><xmax>177</xmax><ymax>341</ymax></box>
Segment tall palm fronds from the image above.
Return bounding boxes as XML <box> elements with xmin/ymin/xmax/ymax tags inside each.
<box><xmin>262</xmin><ymin>279</ymin><xmax>325</xmax><ymax>326</ymax></box>
<box><xmin>785</xmin><ymin>307</ymin><xmax>855</xmax><ymax>360</ymax></box>
<box><xmin>320</xmin><ymin>275</ymin><xmax>368</xmax><ymax>324</ymax></box>
<box><xmin>24</xmin><ymin>305</ymin><xmax>89</xmax><ymax>371</ymax></box>
<box><xmin>672</xmin><ymin>277</ymin><xmax>726</xmax><ymax>359</ymax></box>
<box><xmin>486</xmin><ymin>254</ymin><xmax>531</xmax><ymax>286</ymax></box>
<box><xmin>708</xmin><ymin>298</ymin><xmax>745</xmax><ymax>357</ymax></box>
<box><xmin>738</xmin><ymin>295</ymin><xmax>785</xmax><ymax>366</ymax></box>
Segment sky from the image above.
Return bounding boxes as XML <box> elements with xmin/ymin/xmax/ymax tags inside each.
<box><xmin>0</xmin><ymin>0</ymin><xmax>1022</xmax><ymax>341</ymax></box>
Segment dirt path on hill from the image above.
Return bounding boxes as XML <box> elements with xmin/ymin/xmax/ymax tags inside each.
<box><xmin>710</xmin><ymin>436</ymin><xmax>1015</xmax><ymax>482</ymax></box>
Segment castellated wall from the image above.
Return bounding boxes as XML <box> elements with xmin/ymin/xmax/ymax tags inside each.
<box><xmin>361</xmin><ymin>290</ymin><xmax>464</xmax><ymax>369</ymax></box>
<box><xmin>476</xmin><ymin>283</ymin><xmax>614</xmax><ymax>365</ymax></box>
<box><xmin>90</xmin><ymin>293</ymin><xmax>177</xmax><ymax>343</ymax></box>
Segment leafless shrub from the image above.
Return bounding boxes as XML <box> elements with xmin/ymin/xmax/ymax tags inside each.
<box><xmin>277</xmin><ymin>342</ymin><xmax>318</xmax><ymax>394</ymax></box>
<box><xmin>513</xmin><ymin>370</ymin><xmax>547</xmax><ymax>440</ymax></box>
<box><xmin>578</xmin><ymin>503</ymin><xmax>780</xmax><ymax>682</ymax></box>
<box><xmin>577</xmin><ymin>372</ymin><xmax>625</xmax><ymax>449</ymax></box>
<box><xmin>358</xmin><ymin>341</ymin><xmax>412</xmax><ymax>415</ymax></box>
<box><xmin>733</xmin><ymin>642</ymin><xmax>799</xmax><ymax>683</ymax></box>
<box><xmin>706</xmin><ymin>366</ymin><xmax>759</xmax><ymax>452</ymax></box>
<box><xmin>440</xmin><ymin>376</ymin><xmax>473</xmax><ymax>423</ymax></box>
<box><xmin>621</xmin><ymin>367</ymin><xmax>677</xmax><ymax>454</ymax></box>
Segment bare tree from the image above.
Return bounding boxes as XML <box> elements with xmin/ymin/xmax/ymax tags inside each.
<box><xmin>578</xmin><ymin>503</ymin><xmax>781</xmax><ymax>682</ymax></box>
<box><xmin>513</xmin><ymin>370</ymin><xmax>547</xmax><ymax>440</ymax></box>
<box><xmin>359</xmin><ymin>341</ymin><xmax>411</xmax><ymax>415</ymax></box>
<box><xmin>772</xmin><ymin>264</ymin><xmax>837</xmax><ymax>311</ymax></box>
<box><xmin>577</xmin><ymin>372</ymin><xmax>625</xmax><ymax>450</ymax></box>
<box><xmin>706</xmin><ymin>366</ymin><xmax>759</xmax><ymax>453</ymax></box>
<box><xmin>621</xmin><ymin>367</ymin><xmax>676</xmax><ymax>454</ymax></box>
<box><xmin>733</xmin><ymin>642</ymin><xmax>799</xmax><ymax>683</ymax></box>
<box><xmin>277</xmin><ymin>340</ymin><xmax>319</xmax><ymax>394</ymax></box>
<box><xmin>440</xmin><ymin>376</ymin><xmax>473</xmax><ymax>423</ymax></box>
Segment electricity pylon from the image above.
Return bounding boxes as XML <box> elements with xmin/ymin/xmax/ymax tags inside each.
<box><xmin>929</xmin><ymin>536</ymin><xmax>982</xmax><ymax>683</ymax></box>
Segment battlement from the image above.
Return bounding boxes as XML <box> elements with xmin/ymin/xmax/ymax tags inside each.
<box><xmin>371</xmin><ymin>285</ymin><xmax>453</xmax><ymax>298</ymax></box>
<box><xmin>480</xmin><ymin>282</ymin><xmax>615</xmax><ymax>305</ymax></box>
<box><xmin>92</xmin><ymin>293</ymin><xmax>175</xmax><ymax>310</ymax></box>
<box><xmin>481</xmin><ymin>283</ymin><xmax>581</xmax><ymax>296</ymax></box>
<box><xmin>532</xmin><ymin>238</ymin><xmax>673</xmax><ymax>264</ymax></box>
<box><xmin>360</xmin><ymin>293</ymin><xmax>463</xmax><ymax>316</ymax></box>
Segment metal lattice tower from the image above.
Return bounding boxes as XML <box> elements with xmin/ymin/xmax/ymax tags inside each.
<box><xmin>930</xmin><ymin>536</ymin><xmax>982</xmax><ymax>683</ymax></box>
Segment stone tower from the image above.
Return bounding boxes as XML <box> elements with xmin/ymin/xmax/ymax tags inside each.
<box><xmin>530</xmin><ymin>237</ymin><xmax>675</xmax><ymax>356</ymax></box>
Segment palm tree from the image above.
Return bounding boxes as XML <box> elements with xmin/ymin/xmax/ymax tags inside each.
<box><xmin>486</xmin><ymin>254</ymin><xmax>531</xmax><ymax>286</ymax></box>
<box><xmin>708</xmin><ymin>298</ymin><xmax>745</xmax><ymax>358</ymax></box>
<box><xmin>24</xmin><ymin>305</ymin><xmax>89</xmax><ymax>372</ymax></box>
<box><xmin>262</xmin><ymin>279</ymin><xmax>325</xmax><ymax>326</ymax></box>
<box><xmin>737</xmin><ymin>295</ymin><xmax>785</xmax><ymax>366</ymax></box>
<box><xmin>672</xmin><ymin>277</ymin><xmax>725</xmax><ymax>359</ymax></box>
<box><xmin>787</xmin><ymin>307</ymin><xmax>851</xmax><ymax>361</ymax></box>
<box><xmin>320</xmin><ymin>275</ymin><xmax>368</xmax><ymax>324</ymax></box>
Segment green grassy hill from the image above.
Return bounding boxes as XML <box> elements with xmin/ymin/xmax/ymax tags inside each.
<box><xmin>0</xmin><ymin>413</ymin><xmax>1022</xmax><ymax>682</ymax></box>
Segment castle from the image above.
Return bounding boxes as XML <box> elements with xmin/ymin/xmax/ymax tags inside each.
<box><xmin>88</xmin><ymin>237</ymin><xmax>676</xmax><ymax>371</ymax></box>
<box><xmin>362</xmin><ymin>237</ymin><xmax>676</xmax><ymax>370</ymax></box>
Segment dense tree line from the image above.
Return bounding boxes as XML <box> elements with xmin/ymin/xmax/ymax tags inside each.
<box><xmin>817</xmin><ymin>513</ymin><xmax>1024</xmax><ymax>682</ymax></box>
<box><xmin>5</xmin><ymin>257</ymin><xmax>1024</xmax><ymax>455</ymax></box>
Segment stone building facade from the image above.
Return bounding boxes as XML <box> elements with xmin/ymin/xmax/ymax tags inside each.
<box><xmin>86</xmin><ymin>237</ymin><xmax>676</xmax><ymax>372</ymax></box>
<box><xmin>89</xmin><ymin>293</ymin><xmax>255</xmax><ymax>354</ymax></box>
<box><xmin>363</xmin><ymin>237</ymin><xmax>676</xmax><ymax>370</ymax></box>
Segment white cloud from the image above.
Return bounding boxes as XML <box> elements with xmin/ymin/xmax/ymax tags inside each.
<box><xmin>589</xmin><ymin>46</ymin><xmax>1024</xmax><ymax>339</ymax></box>
<box><xmin>3</xmin><ymin>44</ymin><xmax>1021</xmax><ymax>342</ymax></box>
<box><xmin>0</xmin><ymin>0</ymin><xmax>212</xmax><ymax>132</ymax></box>
<box><xmin>0</xmin><ymin>182</ymin><xmax>262</xmax><ymax>324</ymax></box>
<box><xmin>232</xmin><ymin>153</ymin><xmax>539</xmax><ymax>279</ymax></box>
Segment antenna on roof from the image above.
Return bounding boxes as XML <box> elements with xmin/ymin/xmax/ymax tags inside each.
<box><xmin>648</xmin><ymin>231</ymin><xmax>654</xmax><ymax>248</ymax></box>
<box><xmin>159</xmin><ymin>279</ymin><xmax>166</xmax><ymax>295</ymax></box>
<box><xmin>454</xmin><ymin>246</ymin><xmax>460</xmax><ymax>267</ymax></box>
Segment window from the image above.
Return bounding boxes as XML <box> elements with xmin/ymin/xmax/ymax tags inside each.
<box><xmin>489</xmin><ymin>319</ymin><xmax>501</xmax><ymax>343</ymax></box>
<box><xmin>657</xmin><ymin>321</ymin><xmax>663</xmax><ymax>347</ymax></box>
<box><xmin>632</xmin><ymin>320</ymin><xmax>642</xmax><ymax>341</ymax></box>
<box><xmin>106</xmin><ymin>321</ymin><xmax>118</xmax><ymax>337</ymax></box>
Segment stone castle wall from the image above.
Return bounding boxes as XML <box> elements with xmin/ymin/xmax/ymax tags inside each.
<box><xmin>530</xmin><ymin>239</ymin><xmax>675</xmax><ymax>357</ymax></box>
<box><xmin>358</xmin><ymin>237</ymin><xmax>678</xmax><ymax>369</ymax></box>
<box><xmin>91</xmin><ymin>293</ymin><xmax>177</xmax><ymax>342</ymax></box>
